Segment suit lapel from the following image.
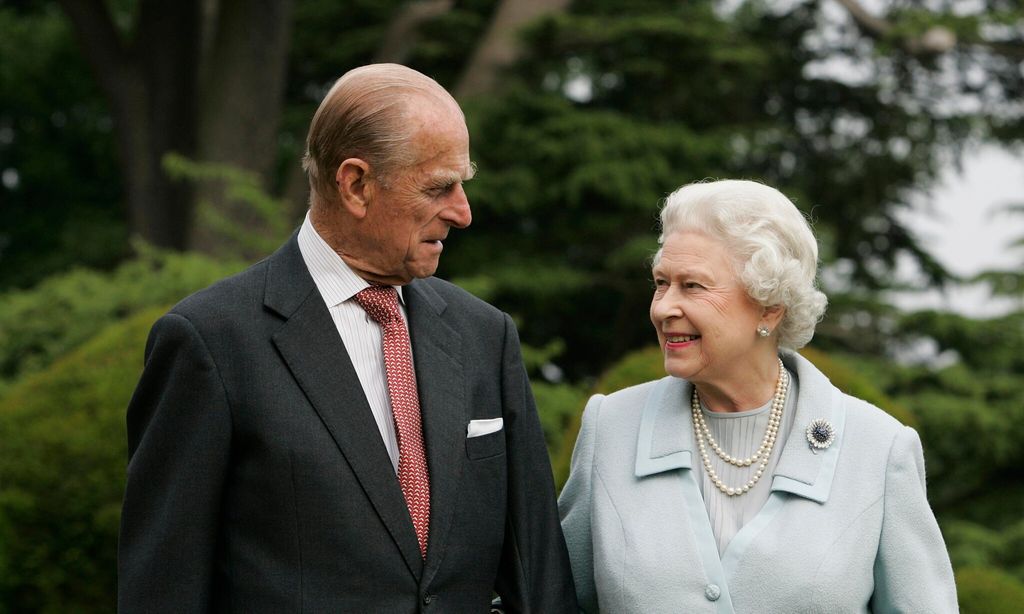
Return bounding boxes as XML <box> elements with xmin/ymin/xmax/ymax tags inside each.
<box><xmin>404</xmin><ymin>279</ymin><xmax>467</xmax><ymax>580</ymax></box>
<box><xmin>265</xmin><ymin>236</ymin><xmax>424</xmax><ymax>579</ymax></box>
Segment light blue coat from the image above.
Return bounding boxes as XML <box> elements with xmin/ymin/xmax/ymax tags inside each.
<box><xmin>559</xmin><ymin>351</ymin><xmax>958</xmax><ymax>613</ymax></box>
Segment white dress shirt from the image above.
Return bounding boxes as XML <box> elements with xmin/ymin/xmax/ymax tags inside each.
<box><xmin>297</xmin><ymin>212</ymin><xmax>406</xmax><ymax>472</ymax></box>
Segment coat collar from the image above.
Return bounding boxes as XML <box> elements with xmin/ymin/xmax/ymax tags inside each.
<box><xmin>634</xmin><ymin>350</ymin><xmax>846</xmax><ymax>504</ymax></box>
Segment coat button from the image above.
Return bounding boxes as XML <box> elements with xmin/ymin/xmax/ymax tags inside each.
<box><xmin>705</xmin><ymin>584</ymin><xmax>721</xmax><ymax>601</ymax></box>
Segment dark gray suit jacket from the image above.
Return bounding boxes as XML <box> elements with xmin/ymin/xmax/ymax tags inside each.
<box><xmin>117</xmin><ymin>235</ymin><xmax>576</xmax><ymax>613</ymax></box>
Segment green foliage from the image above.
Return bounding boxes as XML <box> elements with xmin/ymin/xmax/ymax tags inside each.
<box><xmin>855</xmin><ymin>309</ymin><xmax>1024</xmax><ymax>526</ymax></box>
<box><xmin>956</xmin><ymin>566</ymin><xmax>1024</xmax><ymax>614</ymax></box>
<box><xmin>519</xmin><ymin>338</ymin><xmax>567</xmax><ymax>373</ymax></box>
<box><xmin>798</xmin><ymin>347</ymin><xmax>916</xmax><ymax>427</ymax></box>
<box><xmin>429</xmin><ymin>0</ymin><xmax>995</xmax><ymax>379</ymax></box>
<box><xmin>899</xmin><ymin>310</ymin><xmax>1024</xmax><ymax>373</ymax></box>
<box><xmin>594</xmin><ymin>346</ymin><xmax>665</xmax><ymax>395</ymax></box>
<box><xmin>532</xmin><ymin>380</ymin><xmax>587</xmax><ymax>485</ymax></box>
<box><xmin>0</xmin><ymin>246</ymin><xmax>242</xmax><ymax>395</ymax></box>
<box><xmin>944</xmin><ymin>519</ymin><xmax>1024</xmax><ymax>579</ymax></box>
<box><xmin>0</xmin><ymin>4</ymin><xmax>124</xmax><ymax>290</ymax></box>
<box><xmin>163</xmin><ymin>153</ymin><xmax>296</xmax><ymax>259</ymax></box>
<box><xmin>0</xmin><ymin>307</ymin><xmax>161</xmax><ymax>613</ymax></box>
<box><xmin>405</xmin><ymin>0</ymin><xmax>499</xmax><ymax>88</ymax></box>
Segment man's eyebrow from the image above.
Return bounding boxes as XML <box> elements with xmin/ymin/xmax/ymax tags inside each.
<box><xmin>429</xmin><ymin>162</ymin><xmax>476</xmax><ymax>185</ymax></box>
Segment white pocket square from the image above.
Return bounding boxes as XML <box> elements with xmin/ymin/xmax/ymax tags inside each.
<box><xmin>467</xmin><ymin>417</ymin><xmax>503</xmax><ymax>438</ymax></box>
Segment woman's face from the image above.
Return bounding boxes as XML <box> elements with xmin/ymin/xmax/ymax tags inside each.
<box><xmin>650</xmin><ymin>231</ymin><xmax>769</xmax><ymax>388</ymax></box>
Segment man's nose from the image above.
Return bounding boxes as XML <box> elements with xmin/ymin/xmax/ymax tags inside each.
<box><xmin>442</xmin><ymin>185</ymin><xmax>472</xmax><ymax>228</ymax></box>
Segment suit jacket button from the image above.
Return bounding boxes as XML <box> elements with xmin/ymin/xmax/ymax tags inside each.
<box><xmin>705</xmin><ymin>584</ymin><xmax>721</xmax><ymax>601</ymax></box>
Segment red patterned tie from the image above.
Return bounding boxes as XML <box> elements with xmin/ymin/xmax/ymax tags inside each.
<box><xmin>354</xmin><ymin>285</ymin><xmax>430</xmax><ymax>559</ymax></box>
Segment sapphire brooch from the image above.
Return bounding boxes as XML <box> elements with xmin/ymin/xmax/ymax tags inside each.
<box><xmin>805</xmin><ymin>418</ymin><xmax>835</xmax><ymax>451</ymax></box>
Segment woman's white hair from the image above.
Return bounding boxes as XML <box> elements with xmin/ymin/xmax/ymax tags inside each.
<box><xmin>654</xmin><ymin>179</ymin><xmax>828</xmax><ymax>350</ymax></box>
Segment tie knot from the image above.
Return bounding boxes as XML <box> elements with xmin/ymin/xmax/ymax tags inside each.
<box><xmin>354</xmin><ymin>285</ymin><xmax>403</xmax><ymax>325</ymax></box>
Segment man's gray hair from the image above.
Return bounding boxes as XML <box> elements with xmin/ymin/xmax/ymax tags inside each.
<box><xmin>654</xmin><ymin>179</ymin><xmax>828</xmax><ymax>349</ymax></box>
<box><xmin>303</xmin><ymin>63</ymin><xmax>462</xmax><ymax>206</ymax></box>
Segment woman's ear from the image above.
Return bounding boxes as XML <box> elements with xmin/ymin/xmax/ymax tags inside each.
<box><xmin>761</xmin><ymin>304</ymin><xmax>786</xmax><ymax>331</ymax></box>
<box><xmin>335</xmin><ymin>158</ymin><xmax>373</xmax><ymax>218</ymax></box>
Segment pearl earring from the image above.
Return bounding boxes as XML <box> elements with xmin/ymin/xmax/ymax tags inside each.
<box><xmin>757</xmin><ymin>325</ymin><xmax>770</xmax><ymax>337</ymax></box>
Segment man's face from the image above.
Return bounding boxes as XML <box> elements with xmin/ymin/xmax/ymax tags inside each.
<box><xmin>345</xmin><ymin>104</ymin><xmax>474</xmax><ymax>285</ymax></box>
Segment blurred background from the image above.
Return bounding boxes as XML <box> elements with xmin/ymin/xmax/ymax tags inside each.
<box><xmin>1</xmin><ymin>0</ymin><xmax>1022</xmax><ymax>611</ymax></box>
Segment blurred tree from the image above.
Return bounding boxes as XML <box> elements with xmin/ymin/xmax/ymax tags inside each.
<box><xmin>973</xmin><ymin>202</ymin><xmax>1024</xmax><ymax>309</ymax></box>
<box><xmin>0</xmin><ymin>3</ymin><xmax>124</xmax><ymax>289</ymax></box>
<box><xmin>453</xmin><ymin>0</ymin><xmax>572</xmax><ymax>98</ymax></box>
<box><xmin>54</xmin><ymin>0</ymin><xmax>294</xmax><ymax>251</ymax></box>
<box><xmin>6</xmin><ymin>0</ymin><xmax>1021</xmax><ymax>294</ymax></box>
<box><xmin>402</xmin><ymin>0</ymin><xmax>1024</xmax><ymax>377</ymax></box>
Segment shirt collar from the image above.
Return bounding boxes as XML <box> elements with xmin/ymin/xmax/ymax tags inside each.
<box><xmin>297</xmin><ymin>211</ymin><xmax>405</xmax><ymax>307</ymax></box>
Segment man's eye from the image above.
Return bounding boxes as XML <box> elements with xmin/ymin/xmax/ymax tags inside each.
<box><xmin>428</xmin><ymin>184</ymin><xmax>456</xmax><ymax>197</ymax></box>
<box><xmin>684</xmin><ymin>282</ymin><xmax>703</xmax><ymax>289</ymax></box>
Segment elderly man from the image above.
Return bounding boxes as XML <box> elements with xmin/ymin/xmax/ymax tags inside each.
<box><xmin>118</xmin><ymin>64</ymin><xmax>576</xmax><ymax>613</ymax></box>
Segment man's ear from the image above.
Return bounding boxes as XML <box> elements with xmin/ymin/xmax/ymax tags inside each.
<box><xmin>335</xmin><ymin>158</ymin><xmax>373</xmax><ymax>218</ymax></box>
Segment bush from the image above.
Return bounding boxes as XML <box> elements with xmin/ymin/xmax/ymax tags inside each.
<box><xmin>0</xmin><ymin>307</ymin><xmax>161</xmax><ymax>613</ymax></box>
<box><xmin>0</xmin><ymin>247</ymin><xmax>242</xmax><ymax>396</ymax></box>
<box><xmin>532</xmin><ymin>381</ymin><xmax>587</xmax><ymax>453</ymax></box>
<box><xmin>944</xmin><ymin>519</ymin><xmax>1024</xmax><ymax>582</ymax></box>
<box><xmin>956</xmin><ymin>566</ymin><xmax>1024</xmax><ymax>614</ymax></box>
<box><xmin>798</xmin><ymin>347</ymin><xmax>917</xmax><ymax>427</ymax></box>
<box><xmin>532</xmin><ymin>380</ymin><xmax>587</xmax><ymax>489</ymax></box>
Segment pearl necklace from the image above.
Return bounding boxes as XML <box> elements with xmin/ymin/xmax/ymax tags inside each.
<box><xmin>691</xmin><ymin>358</ymin><xmax>789</xmax><ymax>497</ymax></box>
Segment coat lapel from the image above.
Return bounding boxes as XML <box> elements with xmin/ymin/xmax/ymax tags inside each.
<box><xmin>770</xmin><ymin>350</ymin><xmax>846</xmax><ymax>503</ymax></box>
<box><xmin>264</xmin><ymin>235</ymin><xmax>424</xmax><ymax>579</ymax></box>
<box><xmin>634</xmin><ymin>376</ymin><xmax>693</xmax><ymax>477</ymax></box>
<box><xmin>403</xmin><ymin>279</ymin><xmax>467</xmax><ymax>581</ymax></box>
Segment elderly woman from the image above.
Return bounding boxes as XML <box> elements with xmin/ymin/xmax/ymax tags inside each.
<box><xmin>558</xmin><ymin>180</ymin><xmax>958</xmax><ymax>613</ymax></box>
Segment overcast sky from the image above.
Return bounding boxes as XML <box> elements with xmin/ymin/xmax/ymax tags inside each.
<box><xmin>892</xmin><ymin>145</ymin><xmax>1024</xmax><ymax>317</ymax></box>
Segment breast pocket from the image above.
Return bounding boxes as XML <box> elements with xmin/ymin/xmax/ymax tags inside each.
<box><xmin>465</xmin><ymin>429</ymin><xmax>506</xmax><ymax>460</ymax></box>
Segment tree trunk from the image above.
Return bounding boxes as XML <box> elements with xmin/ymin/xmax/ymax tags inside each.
<box><xmin>373</xmin><ymin>0</ymin><xmax>454</xmax><ymax>64</ymax></box>
<box><xmin>136</xmin><ymin>0</ymin><xmax>203</xmax><ymax>248</ymax></box>
<box><xmin>58</xmin><ymin>0</ymin><xmax>293</xmax><ymax>253</ymax></box>
<box><xmin>58</xmin><ymin>0</ymin><xmax>202</xmax><ymax>249</ymax></box>
<box><xmin>190</xmin><ymin>0</ymin><xmax>295</xmax><ymax>254</ymax></box>
<box><xmin>453</xmin><ymin>0</ymin><xmax>571</xmax><ymax>100</ymax></box>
